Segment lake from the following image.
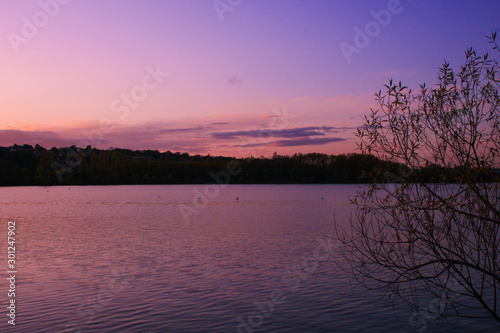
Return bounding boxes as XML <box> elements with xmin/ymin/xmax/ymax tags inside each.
<box><xmin>0</xmin><ymin>185</ymin><xmax>497</xmax><ymax>332</ymax></box>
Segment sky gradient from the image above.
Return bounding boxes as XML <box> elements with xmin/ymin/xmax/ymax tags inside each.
<box><xmin>1</xmin><ymin>0</ymin><xmax>499</xmax><ymax>157</ymax></box>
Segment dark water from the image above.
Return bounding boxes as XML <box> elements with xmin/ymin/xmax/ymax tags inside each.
<box><xmin>0</xmin><ymin>185</ymin><xmax>497</xmax><ymax>332</ymax></box>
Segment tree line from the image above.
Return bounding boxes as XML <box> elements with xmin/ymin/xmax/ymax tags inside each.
<box><xmin>0</xmin><ymin>144</ymin><xmax>497</xmax><ymax>186</ymax></box>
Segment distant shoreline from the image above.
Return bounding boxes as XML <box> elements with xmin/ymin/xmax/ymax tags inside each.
<box><xmin>1</xmin><ymin>144</ymin><xmax>498</xmax><ymax>186</ymax></box>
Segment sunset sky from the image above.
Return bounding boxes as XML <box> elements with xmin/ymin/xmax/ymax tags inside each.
<box><xmin>1</xmin><ymin>0</ymin><xmax>499</xmax><ymax>157</ymax></box>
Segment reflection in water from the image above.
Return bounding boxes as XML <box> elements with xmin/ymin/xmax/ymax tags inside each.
<box><xmin>0</xmin><ymin>185</ymin><xmax>496</xmax><ymax>332</ymax></box>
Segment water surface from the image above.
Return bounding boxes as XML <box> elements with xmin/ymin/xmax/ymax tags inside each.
<box><xmin>0</xmin><ymin>185</ymin><xmax>497</xmax><ymax>332</ymax></box>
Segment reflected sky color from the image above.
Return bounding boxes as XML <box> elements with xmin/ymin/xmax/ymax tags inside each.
<box><xmin>0</xmin><ymin>0</ymin><xmax>499</xmax><ymax>157</ymax></box>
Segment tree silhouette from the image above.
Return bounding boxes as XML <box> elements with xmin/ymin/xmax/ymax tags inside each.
<box><xmin>336</xmin><ymin>33</ymin><xmax>500</xmax><ymax>325</ymax></box>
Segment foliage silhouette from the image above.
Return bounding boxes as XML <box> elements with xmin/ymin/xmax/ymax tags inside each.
<box><xmin>336</xmin><ymin>32</ymin><xmax>500</xmax><ymax>326</ymax></box>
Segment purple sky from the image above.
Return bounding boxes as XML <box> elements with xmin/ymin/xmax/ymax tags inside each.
<box><xmin>1</xmin><ymin>0</ymin><xmax>499</xmax><ymax>157</ymax></box>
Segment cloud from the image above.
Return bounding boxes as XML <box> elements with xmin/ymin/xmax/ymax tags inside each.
<box><xmin>228</xmin><ymin>75</ymin><xmax>243</xmax><ymax>84</ymax></box>
<box><xmin>0</xmin><ymin>129</ymin><xmax>90</xmax><ymax>148</ymax></box>
<box><xmin>235</xmin><ymin>137</ymin><xmax>346</xmax><ymax>148</ymax></box>
<box><xmin>0</xmin><ymin>118</ymin><xmax>355</xmax><ymax>157</ymax></box>
<box><xmin>160</xmin><ymin>126</ymin><xmax>208</xmax><ymax>133</ymax></box>
<box><xmin>212</xmin><ymin>127</ymin><xmax>323</xmax><ymax>140</ymax></box>
<box><xmin>270</xmin><ymin>137</ymin><xmax>346</xmax><ymax>147</ymax></box>
<box><xmin>211</xmin><ymin>126</ymin><xmax>355</xmax><ymax>140</ymax></box>
<box><xmin>221</xmin><ymin>125</ymin><xmax>350</xmax><ymax>149</ymax></box>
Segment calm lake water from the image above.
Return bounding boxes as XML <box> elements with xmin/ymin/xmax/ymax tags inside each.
<box><xmin>0</xmin><ymin>185</ymin><xmax>497</xmax><ymax>332</ymax></box>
